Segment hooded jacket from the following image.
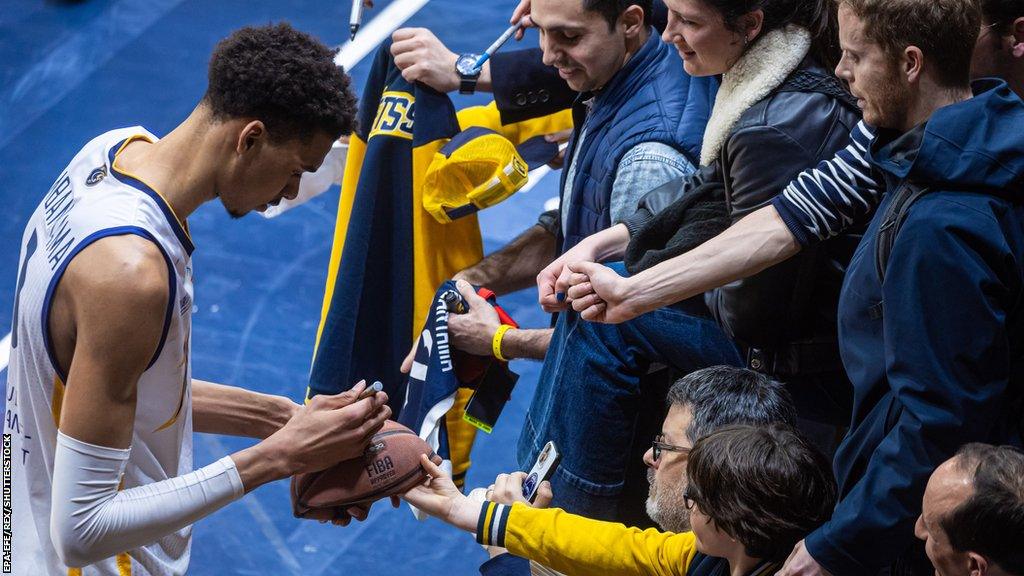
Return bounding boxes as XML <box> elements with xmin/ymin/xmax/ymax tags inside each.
<box><xmin>805</xmin><ymin>79</ymin><xmax>1024</xmax><ymax>576</ymax></box>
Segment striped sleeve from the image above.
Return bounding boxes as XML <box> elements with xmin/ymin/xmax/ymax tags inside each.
<box><xmin>771</xmin><ymin>120</ymin><xmax>881</xmax><ymax>246</ymax></box>
<box><xmin>476</xmin><ymin>502</ymin><xmax>514</xmax><ymax>548</ymax></box>
<box><xmin>475</xmin><ymin>502</ymin><xmax>697</xmax><ymax>576</ymax></box>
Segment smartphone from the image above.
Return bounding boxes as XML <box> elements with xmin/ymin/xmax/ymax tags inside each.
<box><xmin>522</xmin><ymin>441</ymin><xmax>560</xmax><ymax>503</ymax></box>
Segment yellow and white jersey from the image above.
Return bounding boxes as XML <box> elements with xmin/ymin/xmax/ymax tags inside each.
<box><xmin>5</xmin><ymin>127</ymin><xmax>195</xmax><ymax>575</ymax></box>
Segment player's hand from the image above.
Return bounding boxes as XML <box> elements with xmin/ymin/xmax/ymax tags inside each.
<box><xmin>448</xmin><ymin>280</ymin><xmax>501</xmax><ymax>357</ymax></box>
<box><xmin>488</xmin><ymin>472</ymin><xmax>553</xmax><ymax>508</ymax></box>
<box><xmin>270</xmin><ymin>395</ymin><xmax>302</xmax><ymax>437</ymax></box>
<box><xmin>509</xmin><ymin>0</ymin><xmax>535</xmax><ymax>40</ymax></box>
<box><xmin>391</xmin><ymin>28</ymin><xmax>459</xmax><ymax>93</ymax></box>
<box><xmin>402</xmin><ymin>455</ymin><xmax>480</xmax><ymax>531</ymax></box>
<box><xmin>775</xmin><ymin>541</ymin><xmax>834</xmax><ymax>576</ymax></box>
<box><xmin>322</xmin><ymin>497</ymin><xmax>398</xmax><ymax>527</ymax></box>
<box><xmin>270</xmin><ymin>380</ymin><xmax>391</xmax><ymax>475</ymax></box>
<box><xmin>565</xmin><ymin>261</ymin><xmax>638</xmax><ymax>324</ymax></box>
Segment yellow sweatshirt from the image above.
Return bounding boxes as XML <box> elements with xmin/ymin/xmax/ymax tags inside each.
<box><xmin>475</xmin><ymin>501</ymin><xmax>699</xmax><ymax>576</ymax></box>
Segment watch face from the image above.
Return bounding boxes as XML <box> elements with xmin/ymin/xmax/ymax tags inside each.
<box><xmin>456</xmin><ymin>54</ymin><xmax>480</xmax><ymax>76</ymax></box>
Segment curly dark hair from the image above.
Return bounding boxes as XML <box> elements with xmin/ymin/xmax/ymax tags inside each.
<box><xmin>203</xmin><ymin>22</ymin><xmax>358</xmax><ymax>142</ymax></box>
<box><xmin>687</xmin><ymin>424</ymin><xmax>837</xmax><ymax>561</ymax></box>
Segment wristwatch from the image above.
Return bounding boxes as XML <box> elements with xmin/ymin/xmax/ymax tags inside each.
<box><xmin>455</xmin><ymin>53</ymin><xmax>482</xmax><ymax>95</ymax></box>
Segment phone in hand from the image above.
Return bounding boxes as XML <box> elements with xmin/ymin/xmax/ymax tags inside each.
<box><xmin>522</xmin><ymin>441</ymin><xmax>560</xmax><ymax>503</ymax></box>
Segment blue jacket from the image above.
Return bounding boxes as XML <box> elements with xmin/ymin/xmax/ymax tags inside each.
<box><xmin>806</xmin><ymin>79</ymin><xmax>1024</xmax><ymax>575</ymax></box>
<box><xmin>559</xmin><ymin>29</ymin><xmax>716</xmax><ymax>251</ymax></box>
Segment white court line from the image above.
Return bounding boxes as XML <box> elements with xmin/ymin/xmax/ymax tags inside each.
<box><xmin>0</xmin><ymin>332</ymin><xmax>10</xmax><ymax>374</ymax></box>
<box><xmin>521</xmin><ymin>165</ymin><xmax>553</xmax><ymax>194</ymax></box>
<box><xmin>333</xmin><ymin>0</ymin><xmax>556</xmax><ymax>195</ymax></box>
<box><xmin>334</xmin><ymin>0</ymin><xmax>431</xmax><ymax>71</ymax></box>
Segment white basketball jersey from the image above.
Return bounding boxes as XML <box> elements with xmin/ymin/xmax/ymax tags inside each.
<box><xmin>5</xmin><ymin>127</ymin><xmax>195</xmax><ymax>576</ymax></box>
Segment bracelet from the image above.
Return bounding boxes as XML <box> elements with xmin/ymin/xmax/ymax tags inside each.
<box><xmin>492</xmin><ymin>324</ymin><xmax>513</xmax><ymax>362</ymax></box>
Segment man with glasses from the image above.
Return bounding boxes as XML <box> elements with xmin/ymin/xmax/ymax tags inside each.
<box><xmin>474</xmin><ymin>365</ymin><xmax>798</xmax><ymax>576</ymax></box>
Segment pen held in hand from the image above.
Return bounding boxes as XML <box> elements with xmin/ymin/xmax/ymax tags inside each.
<box><xmin>356</xmin><ymin>380</ymin><xmax>384</xmax><ymax>400</ymax></box>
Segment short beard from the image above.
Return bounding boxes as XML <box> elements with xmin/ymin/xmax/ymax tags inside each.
<box><xmin>872</xmin><ymin>62</ymin><xmax>913</xmax><ymax>129</ymax></box>
<box><xmin>646</xmin><ymin>469</ymin><xmax>691</xmax><ymax>532</ymax></box>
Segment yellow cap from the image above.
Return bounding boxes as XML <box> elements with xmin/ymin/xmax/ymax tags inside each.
<box><xmin>423</xmin><ymin>127</ymin><xmax>534</xmax><ymax>224</ymax></box>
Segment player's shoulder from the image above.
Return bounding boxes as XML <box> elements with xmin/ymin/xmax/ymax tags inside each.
<box><xmin>68</xmin><ymin>126</ymin><xmax>157</xmax><ymax>173</ymax></box>
<box><xmin>63</xmin><ymin>234</ymin><xmax>170</xmax><ymax>312</ymax></box>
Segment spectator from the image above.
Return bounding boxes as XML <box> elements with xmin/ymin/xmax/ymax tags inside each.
<box><xmin>479</xmin><ymin>366</ymin><xmax>799</xmax><ymax>576</ymax></box>
<box><xmin>560</xmin><ymin>0</ymin><xmax>1024</xmax><ymax>325</ymax></box>
<box><xmin>515</xmin><ymin>0</ymin><xmax>861</xmax><ymax>524</ymax></box>
<box><xmin>916</xmin><ymin>444</ymin><xmax>1024</xmax><ymax>576</ymax></box>
<box><xmin>405</xmin><ymin>423</ymin><xmax>837</xmax><ymax>576</ymax></box>
<box><xmin>772</xmin><ymin>1</ymin><xmax>1024</xmax><ymax>575</ymax></box>
<box><xmin>393</xmin><ymin>0</ymin><xmax>717</xmax><ymax>361</ymax></box>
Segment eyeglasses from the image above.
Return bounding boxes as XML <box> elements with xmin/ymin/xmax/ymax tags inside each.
<box><xmin>652</xmin><ymin>435</ymin><xmax>691</xmax><ymax>462</ymax></box>
<box><xmin>683</xmin><ymin>488</ymin><xmax>699</xmax><ymax>511</ymax></box>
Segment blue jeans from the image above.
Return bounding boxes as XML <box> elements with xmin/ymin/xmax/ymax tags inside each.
<box><xmin>517</xmin><ymin>263</ymin><xmax>742</xmax><ymax>522</ymax></box>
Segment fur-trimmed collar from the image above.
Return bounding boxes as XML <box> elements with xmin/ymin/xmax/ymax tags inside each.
<box><xmin>700</xmin><ymin>25</ymin><xmax>812</xmax><ymax>166</ymax></box>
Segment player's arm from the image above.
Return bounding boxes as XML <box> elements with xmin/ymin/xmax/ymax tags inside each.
<box><xmin>192</xmin><ymin>380</ymin><xmax>298</xmax><ymax>439</ymax></box>
<box><xmin>50</xmin><ymin>237</ymin><xmax>391</xmax><ymax>567</ymax></box>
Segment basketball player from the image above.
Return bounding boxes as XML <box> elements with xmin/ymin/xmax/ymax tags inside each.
<box><xmin>4</xmin><ymin>23</ymin><xmax>390</xmax><ymax>575</ymax></box>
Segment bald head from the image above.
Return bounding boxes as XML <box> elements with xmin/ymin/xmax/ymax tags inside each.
<box><xmin>917</xmin><ymin>444</ymin><xmax>1024</xmax><ymax>576</ymax></box>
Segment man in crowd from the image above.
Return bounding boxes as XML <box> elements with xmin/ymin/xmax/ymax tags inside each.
<box><xmin>916</xmin><ymin>444</ymin><xmax>1024</xmax><ymax>576</ymax></box>
<box><xmin>393</xmin><ymin>0</ymin><xmax>714</xmax><ymax>361</ymax></box>
<box><xmin>470</xmin><ymin>366</ymin><xmax>801</xmax><ymax>576</ymax></box>
<box><xmin>772</xmin><ymin>1</ymin><xmax>1024</xmax><ymax>574</ymax></box>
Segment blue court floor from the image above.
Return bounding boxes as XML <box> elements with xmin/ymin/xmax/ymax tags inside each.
<box><xmin>0</xmin><ymin>1</ymin><xmax>561</xmax><ymax>574</ymax></box>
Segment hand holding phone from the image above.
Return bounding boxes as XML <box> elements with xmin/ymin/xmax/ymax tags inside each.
<box><xmin>521</xmin><ymin>441</ymin><xmax>560</xmax><ymax>503</ymax></box>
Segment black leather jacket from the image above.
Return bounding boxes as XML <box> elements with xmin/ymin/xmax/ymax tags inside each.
<box><xmin>623</xmin><ymin>57</ymin><xmax>862</xmax><ymax>376</ymax></box>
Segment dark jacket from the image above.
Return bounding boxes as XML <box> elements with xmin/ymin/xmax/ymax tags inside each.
<box><xmin>804</xmin><ymin>79</ymin><xmax>1024</xmax><ymax>576</ymax></box>
<box><xmin>624</xmin><ymin>57</ymin><xmax>861</xmax><ymax>375</ymax></box>
<box><xmin>558</xmin><ymin>30</ymin><xmax>716</xmax><ymax>252</ymax></box>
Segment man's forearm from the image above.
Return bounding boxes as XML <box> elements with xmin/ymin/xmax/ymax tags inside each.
<box><xmin>501</xmin><ymin>328</ymin><xmax>553</xmax><ymax>360</ymax></box>
<box><xmin>625</xmin><ymin>205</ymin><xmax>800</xmax><ymax>314</ymax></box>
<box><xmin>457</xmin><ymin>224</ymin><xmax>557</xmax><ymax>296</ymax></box>
<box><xmin>192</xmin><ymin>380</ymin><xmax>296</xmax><ymax>439</ymax></box>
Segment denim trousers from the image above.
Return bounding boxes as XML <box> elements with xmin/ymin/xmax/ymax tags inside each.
<box><xmin>517</xmin><ymin>263</ymin><xmax>742</xmax><ymax>523</ymax></box>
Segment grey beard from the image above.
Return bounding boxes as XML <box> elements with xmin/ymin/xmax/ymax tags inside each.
<box><xmin>646</xmin><ymin>470</ymin><xmax>691</xmax><ymax>532</ymax></box>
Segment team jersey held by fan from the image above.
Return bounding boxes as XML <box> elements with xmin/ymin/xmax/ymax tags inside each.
<box><xmin>307</xmin><ymin>42</ymin><xmax>570</xmax><ymax>483</ymax></box>
<box><xmin>5</xmin><ymin>127</ymin><xmax>196</xmax><ymax>576</ymax></box>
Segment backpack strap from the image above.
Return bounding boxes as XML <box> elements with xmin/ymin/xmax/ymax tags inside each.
<box><xmin>875</xmin><ymin>181</ymin><xmax>931</xmax><ymax>282</ymax></box>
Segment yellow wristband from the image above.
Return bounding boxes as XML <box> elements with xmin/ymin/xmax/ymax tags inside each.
<box><xmin>492</xmin><ymin>324</ymin><xmax>513</xmax><ymax>362</ymax></box>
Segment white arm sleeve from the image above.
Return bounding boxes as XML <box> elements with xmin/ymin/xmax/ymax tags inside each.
<box><xmin>50</xmin><ymin>431</ymin><xmax>245</xmax><ymax>568</ymax></box>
